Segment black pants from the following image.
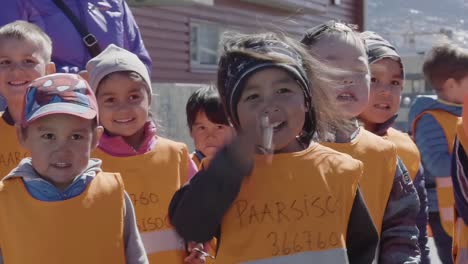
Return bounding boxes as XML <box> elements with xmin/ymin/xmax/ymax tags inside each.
<box><xmin>429</xmin><ymin>212</ymin><xmax>453</xmax><ymax>264</ymax></box>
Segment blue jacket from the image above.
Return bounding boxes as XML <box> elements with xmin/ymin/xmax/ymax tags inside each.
<box><xmin>408</xmin><ymin>96</ymin><xmax>462</xmax><ymax>212</ymax></box>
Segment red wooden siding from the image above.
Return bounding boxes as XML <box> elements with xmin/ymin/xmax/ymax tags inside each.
<box><xmin>131</xmin><ymin>0</ymin><xmax>363</xmax><ymax>83</ymax></box>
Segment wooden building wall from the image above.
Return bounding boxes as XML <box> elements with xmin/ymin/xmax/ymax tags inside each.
<box><xmin>131</xmin><ymin>0</ymin><xmax>364</xmax><ymax>83</ymax></box>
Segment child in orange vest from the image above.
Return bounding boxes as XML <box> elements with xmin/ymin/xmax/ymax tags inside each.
<box><xmin>86</xmin><ymin>44</ymin><xmax>200</xmax><ymax>263</ymax></box>
<box><xmin>0</xmin><ymin>21</ymin><xmax>56</xmax><ymax>177</ymax></box>
<box><xmin>0</xmin><ymin>73</ymin><xmax>147</xmax><ymax>263</ymax></box>
<box><xmin>358</xmin><ymin>31</ymin><xmax>429</xmax><ymax>263</ymax></box>
<box><xmin>169</xmin><ymin>31</ymin><xmax>379</xmax><ymax>263</ymax></box>
<box><xmin>301</xmin><ymin>21</ymin><xmax>421</xmax><ymax>263</ymax></box>
<box><xmin>186</xmin><ymin>86</ymin><xmax>235</xmax><ymax>169</ymax></box>
<box><xmin>450</xmin><ymin>95</ymin><xmax>468</xmax><ymax>264</ymax></box>
<box><xmin>408</xmin><ymin>42</ymin><xmax>468</xmax><ymax>264</ymax></box>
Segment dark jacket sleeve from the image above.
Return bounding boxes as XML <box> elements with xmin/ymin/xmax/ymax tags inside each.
<box><xmin>168</xmin><ymin>145</ymin><xmax>253</xmax><ymax>242</ymax></box>
<box><xmin>413</xmin><ymin>165</ymin><xmax>430</xmax><ymax>264</ymax></box>
<box><xmin>346</xmin><ymin>188</ymin><xmax>379</xmax><ymax>264</ymax></box>
<box><xmin>379</xmin><ymin>158</ymin><xmax>421</xmax><ymax>264</ymax></box>
<box><xmin>452</xmin><ymin>138</ymin><xmax>468</xmax><ymax>224</ymax></box>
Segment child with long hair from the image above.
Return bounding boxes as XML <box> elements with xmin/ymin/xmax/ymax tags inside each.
<box><xmin>301</xmin><ymin>21</ymin><xmax>421</xmax><ymax>263</ymax></box>
<box><xmin>169</xmin><ymin>31</ymin><xmax>378</xmax><ymax>264</ymax></box>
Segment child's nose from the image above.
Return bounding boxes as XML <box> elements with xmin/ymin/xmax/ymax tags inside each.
<box><xmin>8</xmin><ymin>63</ymin><xmax>26</xmax><ymax>74</ymax></box>
<box><xmin>55</xmin><ymin>140</ymin><xmax>73</xmax><ymax>152</ymax></box>
<box><xmin>378</xmin><ymin>84</ymin><xmax>393</xmax><ymax>94</ymax></box>
<box><xmin>262</xmin><ymin>107</ymin><xmax>279</xmax><ymax>115</ymax></box>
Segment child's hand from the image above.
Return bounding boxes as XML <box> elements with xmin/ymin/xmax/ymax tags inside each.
<box><xmin>185</xmin><ymin>242</ymin><xmax>213</xmax><ymax>264</ymax></box>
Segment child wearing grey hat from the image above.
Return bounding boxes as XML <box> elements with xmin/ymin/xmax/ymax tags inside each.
<box><xmin>86</xmin><ymin>44</ymin><xmax>202</xmax><ymax>263</ymax></box>
<box><xmin>87</xmin><ymin>44</ymin><xmax>152</xmax><ymax>101</ymax></box>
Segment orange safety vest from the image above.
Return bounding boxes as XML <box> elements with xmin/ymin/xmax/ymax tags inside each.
<box><xmin>215</xmin><ymin>144</ymin><xmax>362</xmax><ymax>263</ymax></box>
<box><xmin>0</xmin><ymin>172</ymin><xmax>126</xmax><ymax>264</ymax></box>
<box><xmin>385</xmin><ymin>127</ymin><xmax>421</xmax><ymax>181</ymax></box>
<box><xmin>0</xmin><ymin>112</ymin><xmax>29</xmax><ymax>178</ymax></box>
<box><xmin>453</xmin><ymin>120</ymin><xmax>468</xmax><ymax>264</ymax></box>
<box><xmin>190</xmin><ymin>152</ymin><xmax>203</xmax><ymax>170</ymax></box>
<box><xmin>413</xmin><ymin>110</ymin><xmax>458</xmax><ymax>237</ymax></box>
<box><xmin>322</xmin><ymin>129</ymin><xmax>397</xmax><ymax>234</ymax></box>
<box><xmin>93</xmin><ymin>137</ymin><xmax>189</xmax><ymax>263</ymax></box>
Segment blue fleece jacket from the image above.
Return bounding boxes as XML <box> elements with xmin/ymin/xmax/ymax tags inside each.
<box><xmin>408</xmin><ymin>96</ymin><xmax>462</xmax><ymax>212</ymax></box>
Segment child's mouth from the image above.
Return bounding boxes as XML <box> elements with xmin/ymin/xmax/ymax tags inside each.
<box><xmin>271</xmin><ymin>121</ymin><xmax>286</xmax><ymax>132</ymax></box>
<box><xmin>51</xmin><ymin>162</ymin><xmax>71</xmax><ymax>169</ymax></box>
<box><xmin>8</xmin><ymin>80</ymin><xmax>29</xmax><ymax>86</ymax></box>
<box><xmin>337</xmin><ymin>92</ymin><xmax>357</xmax><ymax>102</ymax></box>
<box><xmin>114</xmin><ymin>118</ymin><xmax>135</xmax><ymax>124</ymax></box>
<box><xmin>374</xmin><ymin>103</ymin><xmax>391</xmax><ymax>110</ymax></box>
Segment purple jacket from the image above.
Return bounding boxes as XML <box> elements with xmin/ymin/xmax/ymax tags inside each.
<box><xmin>0</xmin><ymin>0</ymin><xmax>152</xmax><ymax>74</ymax></box>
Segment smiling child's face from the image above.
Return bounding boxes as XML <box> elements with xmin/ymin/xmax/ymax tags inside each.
<box><xmin>236</xmin><ymin>68</ymin><xmax>307</xmax><ymax>154</ymax></box>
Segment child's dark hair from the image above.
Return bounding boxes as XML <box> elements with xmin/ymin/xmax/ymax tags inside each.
<box><xmin>217</xmin><ymin>31</ymin><xmax>343</xmax><ymax>143</ymax></box>
<box><xmin>186</xmin><ymin>86</ymin><xmax>230</xmax><ymax>131</ymax></box>
<box><xmin>423</xmin><ymin>41</ymin><xmax>468</xmax><ymax>93</ymax></box>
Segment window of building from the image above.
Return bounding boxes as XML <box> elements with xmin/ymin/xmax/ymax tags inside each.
<box><xmin>190</xmin><ymin>21</ymin><xmax>223</xmax><ymax>72</ymax></box>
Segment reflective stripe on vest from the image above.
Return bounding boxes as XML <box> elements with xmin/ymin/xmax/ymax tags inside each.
<box><xmin>93</xmin><ymin>137</ymin><xmax>190</xmax><ymax>263</ymax></box>
<box><xmin>215</xmin><ymin>144</ymin><xmax>362</xmax><ymax>263</ymax></box>
<box><xmin>413</xmin><ymin>110</ymin><xmax>458</xmax><ymax>237</ymax></box>
<box><xmin>241</xmin><ymin>248</ymin><xmax>349</xmax><ymax>264</ymax></box>
<box><xmin>141</xmin><ymin>229</ymin><xmax>185</xmax><ymax>254</ymax></box>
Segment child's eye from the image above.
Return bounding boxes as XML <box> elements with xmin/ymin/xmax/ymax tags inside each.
<box><xmin>0</xmin><ymin>60</ymin><xmax>11</xmax><ymax>66</ymax></box>
<box><xmin>277</xmin><ymin>88</ymin><xmax>291</xmax><ymax>94</ymax></box>
<box><xmin>104</xmin><ymin>97</ymin><xmax>115</xmax><ymax>103</ymax></box>
<box><xmin>391</xmin><ymin>80</ymin><xmax>401</xmax><ymax>86</ymax></box>
<box><xmin>71</xmin><ymin>134</ymin><xmax>84</xmax><ymax>140</ymax></box>
<box><xmin>370</xmin><ymin>77</ymin><xmax>378</xmax><ymax>83</ymax></box>
<box><xmin>24</xmin><ymin>59</ymin><xmax>37</xmax><ymax>65</ymax></box>
<box><xmin>244</xmin><ymin>94</ymin><xmax>258</xmax><ymax>101</ymax></box>
<box><xmin>217</xmin><ymin>125</ymin><xmax>225</xmax><ymax>130</ymax></box>
<box><xmin>41</xmin><ymin>133</ymin><xmax>55</xmax><ymax>140</ymax></box>
<box><xmin>197</xmin><ymin>125</ymin><xmax>206</xmax><ymax>131</ymax></box>
<box><xmin>129</xmin><ymin>94</ymin><xmax>141</xmax><ymax>101</ymax></box>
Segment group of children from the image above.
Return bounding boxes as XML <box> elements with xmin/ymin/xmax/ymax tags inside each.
<box><xmin>0</xmin><ymin>17</ymin><xmax>467</xmax><ymax>264</ymax></box>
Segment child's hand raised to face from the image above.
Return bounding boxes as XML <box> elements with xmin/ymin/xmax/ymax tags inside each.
<box><xmin>185</xmin><ymin>242</ymin><xmax>215</xmax><ymax>264</ymax></box>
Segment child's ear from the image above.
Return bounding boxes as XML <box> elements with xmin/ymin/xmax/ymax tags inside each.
<box><xmin>91</xmin><ymin>125</ymin><xmax>104</xmax><ymax>149</ymax></box>
<box><xmin>15</xmin><ymin>124</ymin><xmax>28</xmax><ymax>149</ymax></box>
<box><xmin>79</xmin><ymin>70</ymin><xmax>90</xmax><ymax>82</ymax></box>
<box><xmin>46</xmin><ymin>62</ymin><xmax>56</xmax><ymax>74</ymax></box>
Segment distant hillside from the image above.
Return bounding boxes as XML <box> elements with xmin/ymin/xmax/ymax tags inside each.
<box><xmin>367</xmin><ymin>0</ymin><xmax>468</xmax><ymax>54</ymax></box>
